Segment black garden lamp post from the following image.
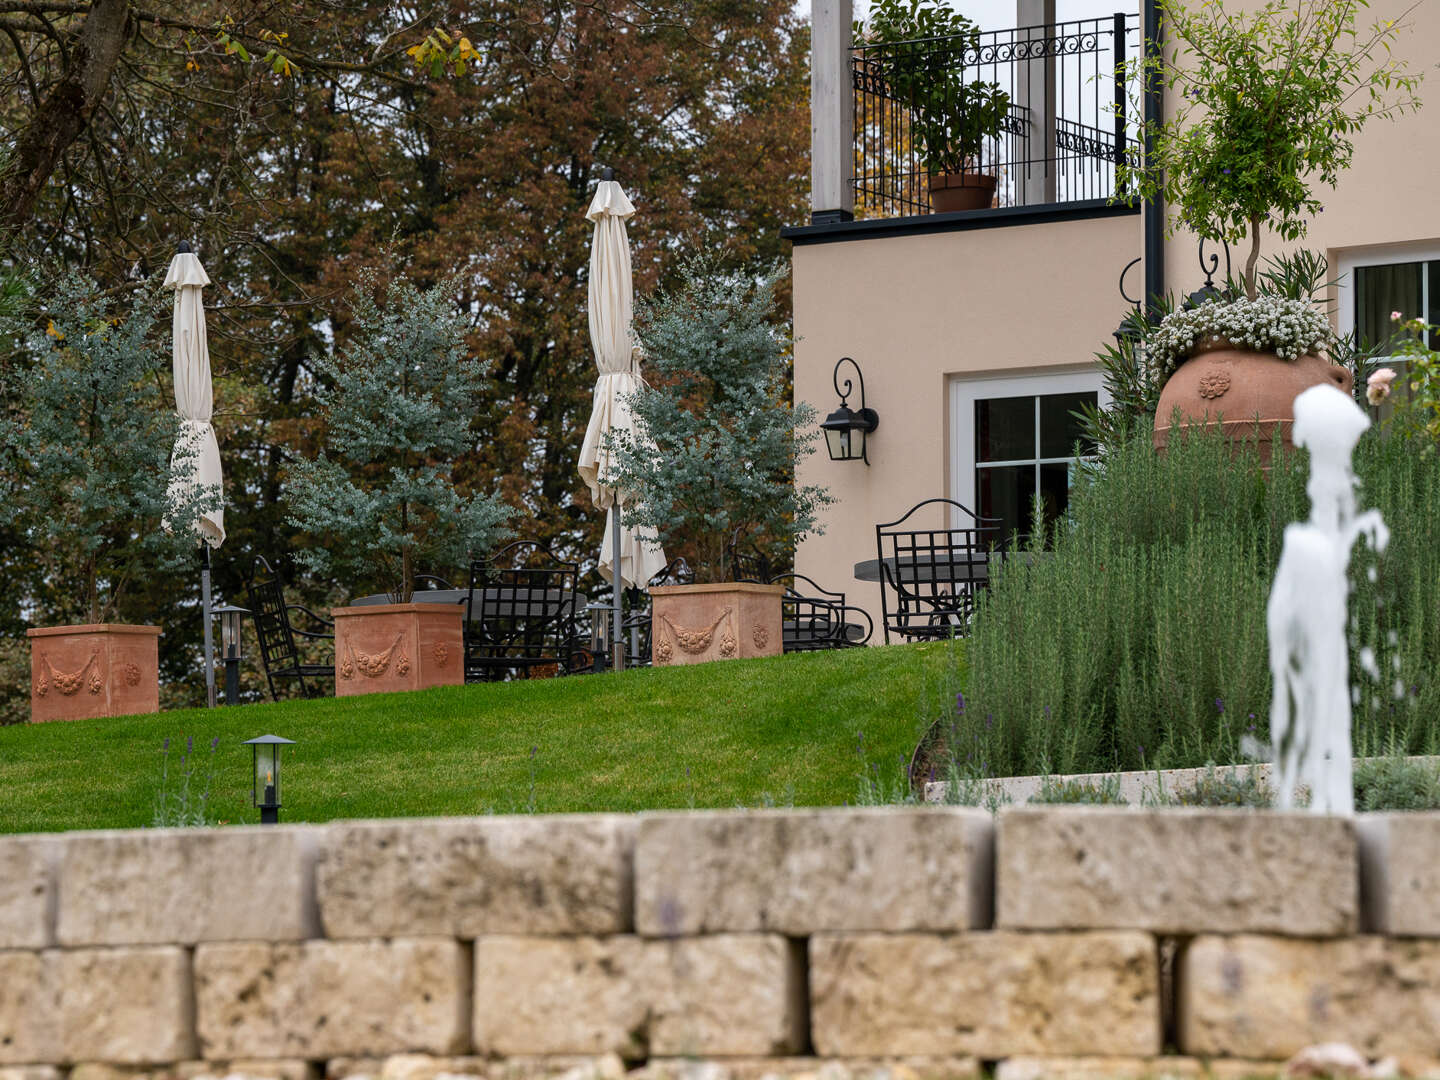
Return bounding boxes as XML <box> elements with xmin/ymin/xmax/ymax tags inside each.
<box><xmin>822</xmin><ymin>357</ymin><xmax>879</xmax><ymax>464</ymax></box>
<box><xmin>214</xmin><ymin>604</ymin><xmax>249</xmax><ymax>706</ymax></box>
<box><xmin>242</xmin><ymin>734</ymin><xmax>294</xmax><ymax>824</ymax></box>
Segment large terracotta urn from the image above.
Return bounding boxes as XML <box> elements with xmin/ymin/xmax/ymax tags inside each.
<box><xmin>27</xmin><ymin>624</ymin><xmax>161</xmax><ymax>722</ymax></box>
<box><xmin>330</xmin><ymin>602</ymin><xmax>464</xmax><ymax>696</ymax></box>
<box><xmin>1154</xmin><ymin>345</ymin><xmax>1353</xmax><ymax>459</ymax></box>
<box><xmin>649</xmin><ymin>583</ymin><xmax>784</xmax><ymax>666</ymax></box>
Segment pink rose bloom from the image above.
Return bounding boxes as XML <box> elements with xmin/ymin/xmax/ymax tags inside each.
<box><xmin>1391</xmin><ymin>310</ymin><xmax>1404</xmax><ymax>322</ymax></box>
<box><xmin>1367</xmin><ymin>366</ymin><xmax>1398</xmax><ymax>406</ymax></box>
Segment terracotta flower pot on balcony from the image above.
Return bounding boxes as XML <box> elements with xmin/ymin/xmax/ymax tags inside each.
<box><xmin>649</xmin><ymin>582</ymin><xmax>784</xmax><ymax>667</ymax></box>
<box><xmin>27</xmin><ymin>624</ymin><xmax>161</xmax><ymax>723</ymax></box>
<box><xmin>1154</xmin><ymin>345</ymin><xmax>1354</xmax><ymax>461</ymax></box>
<box><xmin>330</xmin><ymin>602</ymin><xmax>464</xmax><ymax>696</ymax></box>
<box><xmin>928</xmin><ymin>171</ymin><xmax>998</xmax><ymax>213</ymax></box>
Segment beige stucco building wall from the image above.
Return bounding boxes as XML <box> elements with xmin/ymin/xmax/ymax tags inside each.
<box><xmin>793</xmin><ymin>211</ymin><xmax>1140</xmax><ymax>639</ymax></box>
<box><xmin>791</xmin><ymin>0</ymin><xmax>1439</xmax><ymax>643</ymax></box>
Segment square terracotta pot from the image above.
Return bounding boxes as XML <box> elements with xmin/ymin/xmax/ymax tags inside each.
<box><xmin>330</xmin><ymin>602</ymin><xmax>464</xmax><ymax>696</ymax></box>
<box><xmin>649</xmin><ymin>583</ymin><xmax>785</xmax><ymax>666</ymax></box>
<box><xmin>27</xmin><ymin>624</ymin><xmax>161</xmax><ymax>723</ymax></box>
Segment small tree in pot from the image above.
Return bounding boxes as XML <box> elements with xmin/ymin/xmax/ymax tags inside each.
<box><xmin>0</xmin><ymin>277</ymin><xmax>218</xmax><ymax>721</ymax></box>
<box><xmin>606</xmin><ymin>257</ymin><xmax>832</xmax><ymax>665</ymax></box>
<box><xmin>862</xmin><ymin>0</ymin><xmax>1012</xmax><ymax>212</ymax></box>
<box><xmin>285</xmin><ymin>271</ymin><xmax>510</xmax><ymax>694</ymax></box>
<box><xmin>1116</xmin><ymin>0</ymin><xmax>1421</xmax><ymax>453</ymax></box>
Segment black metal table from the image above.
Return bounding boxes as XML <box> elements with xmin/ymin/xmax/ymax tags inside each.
<box><xmin>852</xmin><ymin>550</ymin><xmax>1045</xmax><ymax>584</ymax></box>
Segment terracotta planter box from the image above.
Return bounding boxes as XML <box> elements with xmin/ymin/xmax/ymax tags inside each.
<box><xmin>27</xmin><ymin>624</ymin><xmax>161</xmax><ymax>723</ymax></box>
<box><xmin>649</xmin><ymin>583</ymin><xmax>784</xmax><ymax>666</ymax></box>
<box><xmin>331</xmin><ymin>602</ymin><xmax>464</xmax><ymax>696</ymax></box>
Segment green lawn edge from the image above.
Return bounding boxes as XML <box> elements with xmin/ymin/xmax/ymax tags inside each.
<box><xmin>0</xmin><ymin>641</ymin><xmax>963</xmax><ymax>834</ymax></box>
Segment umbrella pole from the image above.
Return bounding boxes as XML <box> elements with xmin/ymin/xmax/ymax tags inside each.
<box><xmin>611</xmin><ymin>503</ymin><xmax>625</xmax><ymax>672</ymax></box>
<box><xmin>201</xmin><ymin>544</ymin><xmax>216</xmax><ymax>708</ymax></box>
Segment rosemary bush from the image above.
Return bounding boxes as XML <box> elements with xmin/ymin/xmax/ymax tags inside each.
<box><xmin>942</xmin><ymin>422</ymin><xmax>1440</xmax><ymax>778</ymax></box>
<box><xmin>152</xmin><ymin>735</ymin><xmax>222</xmax><ymax>828</ymax></box>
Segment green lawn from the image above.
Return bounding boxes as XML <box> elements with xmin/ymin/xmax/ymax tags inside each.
<box><xmin>0</xmin><ymin>641</ymin><xmax>961</xmax><ymax>834</ymax></box>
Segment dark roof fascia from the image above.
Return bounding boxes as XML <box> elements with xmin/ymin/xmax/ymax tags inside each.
<box><xmin>781</xmin><ymin>198</ymin><xmax>1140</xmax><ymax>247</ymax></box>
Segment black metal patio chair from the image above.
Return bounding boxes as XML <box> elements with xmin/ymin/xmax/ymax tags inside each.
<box><xmin>770</xmin><ymin>572</ymin><xmax>874</xmax><ymax>652</ymax></box>
<box><xmin>463</xmin><ymin>541</ymin><xmax>581</xmax><ymax>682</ymax></box>
<box><xmin>874</xmin><ymin>499</ymin><xmax>1001</xmax><ymax>644</ymax></box>
<box><xmin>245</xmin><ymin>556</ymin><xmax>335</xmax><ymax>701</ymax></box>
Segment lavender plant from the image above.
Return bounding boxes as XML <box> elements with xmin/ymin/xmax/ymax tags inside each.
<box><xmin>284</xmin><ymin>272</ymin><xmax>510</xmax><ymax>602</ymax></box>
<box><xmin>152</xmin><ymin>735</ymin><xmax>222</xmax><ymax>827</ymax></box>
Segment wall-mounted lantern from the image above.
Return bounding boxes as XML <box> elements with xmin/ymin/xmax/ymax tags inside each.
<box><xmin>242</xmin><ymin>734</ymin><xmax>295</xmax><ymax>825</ymax></box>
<box><xmin>821</xmin><ymin>357</ymin><xmax>879</xmax><ymax>465</ymax></box>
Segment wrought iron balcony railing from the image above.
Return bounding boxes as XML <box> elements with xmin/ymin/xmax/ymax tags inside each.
<box><xmin>852</xmin><ymin>13</ymin><xmax>1141</xmax><ymax>218</ymax></box>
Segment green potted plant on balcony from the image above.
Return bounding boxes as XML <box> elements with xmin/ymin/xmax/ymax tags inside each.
<box><xmin>0</xmin><ymin>277</ymin><xmax>218</xmax><ymax>722</ymax></box>
<box><xmin>605</xmin><ymin>257</ymin><xmax>832</xmax><ymax>666</ymax></box>
<box><xmin>284</xmin><ymin>271</ymin><xmax>510</xmax><ymax>696</ymax></box>
<box><xmin>1117</xmin><ymin>0</ymin><xmax>1421</xmax><ymax>452</ymax></box>
<box><xmin>863</xmin><ymin>0</ymin><xmax>1012</xmax><ymax>213</ymax></box>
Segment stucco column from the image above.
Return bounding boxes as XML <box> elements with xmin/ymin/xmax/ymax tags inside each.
<box><xmin>1013</xmin><ymin>0</ymin><xmax>1057</xmax><ymax>207</ymax></box>
<box><xmin>811</xmin><ymin>0</ymin><xmax>855</xmax><ymax>224</ymax></box>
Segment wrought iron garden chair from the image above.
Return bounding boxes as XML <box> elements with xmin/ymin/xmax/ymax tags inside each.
<box><xmin>726</xmin><ymin>530</ymin><xmax>779</xmax><ymax>585</ymax></box>
<box><xmin>874</xmin><ymin>499</ymin><xmax>1002</xmax><ymax>644</ymax></box>
<box><xmin>770</xmin><ymin>572</ymin><xmax>874</xmax><ymax>652</ymax></box>
<box><xmin>245</xmin><ymin>556</ymin><xmax>335</xmax><ymax>701</ymax></box>
<box><xmin>463</xmin><ymin>541</ymin><xmax>581</xmax><ymax>682</ymax></box>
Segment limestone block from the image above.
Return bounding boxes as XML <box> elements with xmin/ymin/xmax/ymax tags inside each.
<box><xmin>647</xmin><ymin>935</ymin><xmax>806</xmax><ymax>1057</ymax></box>
<box><xmin>0</xmin><ymin>951</ymin><xmax>59</xmax><ymax>1064</ymax></box>
<box><xmin>635</xmin><ymin>808</ymin><xmax>993</xmax><ymax>935</ymax></box>
<box><xmin>710</xmin><ymin>1061</ymin><xmax>982</xmax><ymax>1080</ymax></box>
<box><xmin>993</xmin><ymin>1059</ymin><xmax>1283</xmax><ymax>1080</ymax></box>
<box><xmin>0</xmin><ymin>836</ymin><xmax>56</xmax><ymax>949</ymax></box>
<box><xmin>58</xmin><ymin>947</ymin><xmax>195</xmax><ymax>1063</ymax></box>
<box><xmin>810</xmin><ymin>932</ymin><xmax>1160</xmax><ymax>1057</ymax></box>
<box><xmin>57</xmin><ymin>827</ymin><xmax>321</xmax><ymax>945</ymax></box>
<box><xmin>1179</xmin><ymin>935</ymin><xmax>1440</xmax><ymax>1058</ymax></box>
<box><xmin>317</xmin><ymin>817</ymin><xmax>634</xmax><ymax>938</ymax></box>
<box><xmin>997</xmin><ymin>807</ymin><xmax>1357</xmax><ymax>935</ymax></box>
<box><xmin>1358</xmin><ymin>814</ymin><xmax>1440</xmax><ymax>935</ymax></box>
<box><xmin>0</xmin><ymin>1068</ymin><xmax>63</xmax><ymax>1080</ymax></box>
<box><xmin>473</xmin><ymin>935</ymin><xmax>804</xmax><ymax>1058</ymax></box>
<box><xmin>195</xmin><ymin>939</ymin><xmax>468</xmax><ymax>1060</ymax></box>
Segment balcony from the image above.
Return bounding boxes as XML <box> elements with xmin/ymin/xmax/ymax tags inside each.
<box><xmin>850</xmin><ymin>13</ymin><xmax>1141</xmax><ymax>220</ymax></box>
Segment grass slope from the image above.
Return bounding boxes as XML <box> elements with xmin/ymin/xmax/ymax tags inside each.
<box><xmin>0</xmin><ymin>642</ymin><xmax>959</xmax><ymax>834</ymax></box>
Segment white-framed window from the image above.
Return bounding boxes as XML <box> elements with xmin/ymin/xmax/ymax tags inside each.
<box><xmin>949</xmin><ymin>368</ymin><xmax>1107</xmax><ymax>547</ymax></box>
<box><xmin>1335</xmin><ymin>244</ymin><xmax>1440</xmax><ymax>364</ymax></box>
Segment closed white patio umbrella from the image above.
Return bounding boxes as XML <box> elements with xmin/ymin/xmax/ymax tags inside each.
<box><xmin>577</xmin><ymin>171</ymin><xmax>666</xmax><ymax>669</ymax></box>
<box><xmin>164</xmin><ymin>242</ymin><xmax>225</xmax><ymax>706</ymax></box>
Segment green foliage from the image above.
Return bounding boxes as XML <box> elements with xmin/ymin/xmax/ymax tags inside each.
<box><xmin>1153</xmin><ymin>763</ymin><xmax>1274</xmax><ymax>807</ymax></box>
<box><xmin>859</xmin><ymin>0</ymin><xmax>1012</xmax><ymax>175</ymax></box>
<box><xmin>608</xmin><ymin>257</ymin><xmax>832</xmax><ymax>583</ymax></box>
<box><xmin>1354</xmin><ymin>754</ymin><xmax>1440</xmax><ymax>812</ymax></box>
<box><xmin>0</xmin><ymin>277</ymin><xmax>217</xmax><ymax>624</ymax></box>
<box><xmin>284</xmin><ymin>272</ymin><xmax>510</xmax><ymax>602</ymax></box>
<box><xmin>152</xmin><ymin>735</ymin><xmax>222</xmax><ymax>827</ymax></box>
<box><xmin>943</xmin><ymin>422</ymin><xmax>1440</xmax><ymax>778</ymax></box>
<box><xmin>1030</xmin><ymin>774</ymin><xmax>1128</xmax><ymax>805</ymax></box>
<box><xmin>1382</xmin><ymin>316</ymin><xmax>1440</xmax><ymax>440</ymax></box>
<box><xmin>1119</xmin><ymin>0</ymin><xmax>1422</xmax><ymax>298</ymax></box>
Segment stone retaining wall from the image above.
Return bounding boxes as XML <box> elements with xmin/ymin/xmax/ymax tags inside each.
<box><xmin>3</xmin><ymin>807</ymin><xmax>1440</xmax><ymax>1080</ymax></box>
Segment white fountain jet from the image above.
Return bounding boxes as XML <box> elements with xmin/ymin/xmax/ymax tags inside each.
<box><xmin>1268</xmin><ymin>384</ymin><xmax>1389</xmax><ymax>814</ymax></box>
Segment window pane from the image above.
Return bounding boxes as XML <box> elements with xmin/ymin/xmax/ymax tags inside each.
<box><xmin>975</xmin><ymin>396</ymin><xmax>1034</xmax><ymax>463</ymax></box>
<box><xmin>977</xmin><ymin>464</ymin><xmax>1034</xmax><ymax>548</ymax></box>
<box><xmin>1039</xmin><ymin>461</ymin><xmax>1079</xmax><ymax>536</ymax></box>
<box><xmin>1039</xmin><ymin>392</ymin><xmax>1098</xmax><ymax>457</ymax></box>
<box><xmin>1356</xmin><ymin>262</ymin><xmax>1422</xmax><ymax>353</ymax></box>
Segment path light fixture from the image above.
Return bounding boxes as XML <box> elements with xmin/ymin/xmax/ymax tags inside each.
<box><xmin>214</xmin><ymin>604</ymin><xmax>249</xmax><ymax>705</ymax></box>
<box><xmin>585</xmin><ymin>601</ymin><xmax>611</xmax><ymax>672</ymax></box>
<box><xmin>242</xmin><ymin>734</ymin><xmax>294</xmax><ymax>825</ymax></box>
<box><xmin>821</xmin><ymin>357</ymin><xmax>879</xmax><ymax>465</ymax></box>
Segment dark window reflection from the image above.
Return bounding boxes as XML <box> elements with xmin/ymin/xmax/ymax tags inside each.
<box><xmin>975</xmin><ymin>396</ymin><xmax>1033</xmax><ymax>463</ymax></box>
<box><xmin>1040</xmin><ymin>392</ymin><xmax>1098</xmax><ymax>457</ymax></box>
<box><xmin>1356</xmin><ymin>262</ymin><xmax>1423</xmax><ymax>353</ymax></box>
